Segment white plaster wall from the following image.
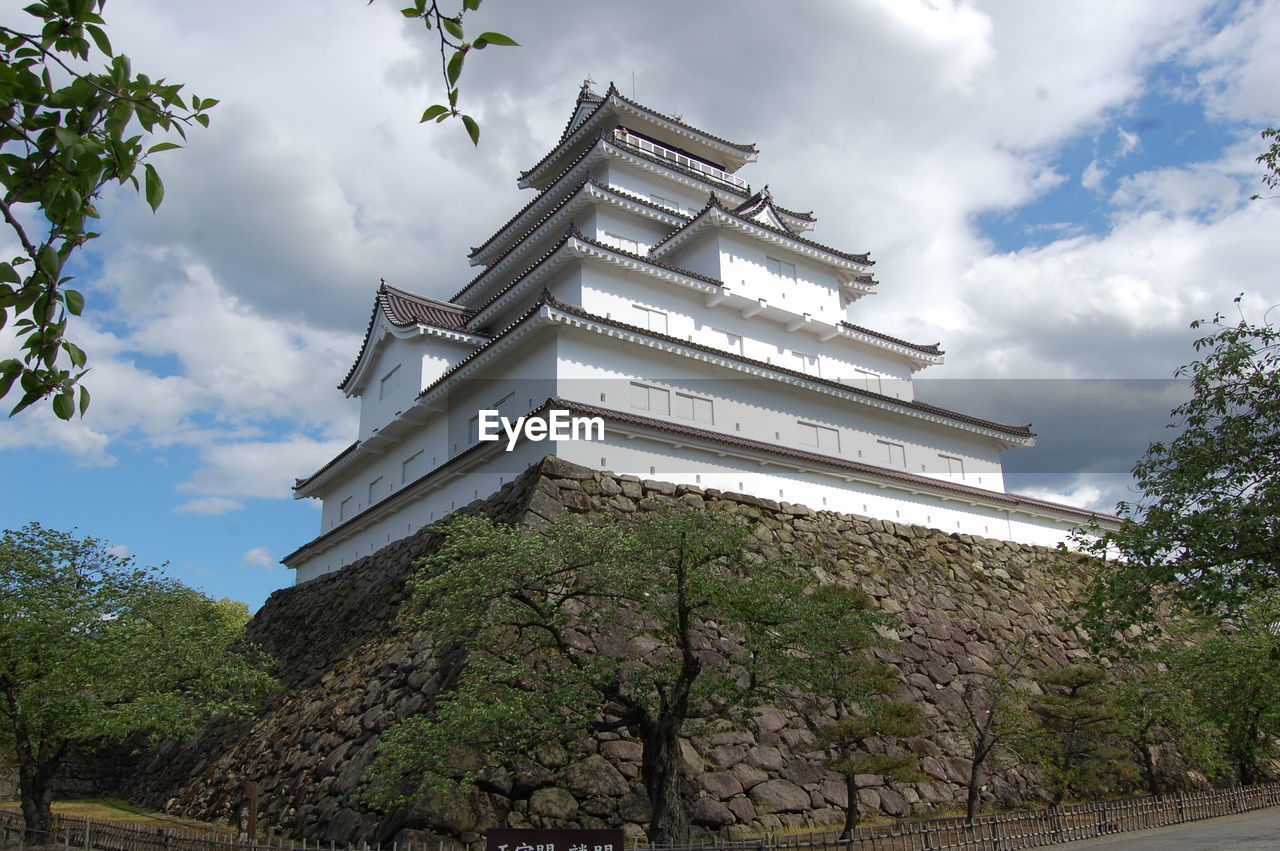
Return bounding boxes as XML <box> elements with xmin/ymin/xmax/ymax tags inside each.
<box><xmin>601</xmin><ymin>161</ymin><xmax>716</xmax><ymax>216</ymax></box>
<box><xmin>552</xmin><ymin>331</ymin><xmax>1009</xmax><ymax>491</ymax></box>
<box><xmin>554</xmin><ymin>435</ymin><xmax>1078</xmax><ymax>549</ymax></box>
<box><xmin>576</xmin><ymin>262</ymin><xmax>921</xmax><ymax>403</ymax></box>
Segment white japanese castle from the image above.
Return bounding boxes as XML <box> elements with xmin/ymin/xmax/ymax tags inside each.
<box><xmin>285</xmin><ymin>83</ymin><xmax>1110</xmax><ymax>582</ymax></box>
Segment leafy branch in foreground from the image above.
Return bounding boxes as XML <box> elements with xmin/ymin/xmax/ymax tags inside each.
<box><xmin>1074</xmin><ymin>296</ymin><xmax>1280</xmax><ymax>633</ymax></box>
<box><xmin>0</xmin><ymin>0</ymin><xmax>215</xmax><ymax>419</ymax></box>
<box><xmin>390</xmin><ymin>0</ymin><xmax>518</xmax><ymax>145</ymax></box>
<box><xmin>1251</xmin><ymin>127</ymin><xmax>1279</xmax><ymax>200</ymax></box>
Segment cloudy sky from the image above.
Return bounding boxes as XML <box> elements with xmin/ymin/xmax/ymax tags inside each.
<box><xmin>2</xmin><ymin>0</ymin><xmax>1278</xmax><ymax>611</ymax></box>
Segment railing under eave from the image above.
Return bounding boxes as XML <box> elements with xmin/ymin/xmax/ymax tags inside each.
<box><xmin>613</xmin><ymin>128</ymin><xmax>749</xmax><ymax>191</ymax></box>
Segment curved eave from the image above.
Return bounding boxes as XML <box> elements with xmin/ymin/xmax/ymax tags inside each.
<box><xmin>466</xmin><ymin>233</ymin><xmax>723</xmax><ymax>331</ymax></box>
<box><xmin>836</xmin><ymin>324</ymin><xmax>945</xmax><ymax>370</ymax></box>
<box><xmin>518</xmin><ymin>89</ymin><xmax>757</xmax><ymax>191</ymax></box>
<box><xmin>470</xmin><ymin>134</ymin><xmax>748</xmax><ymax>270</ymax></box>
<box><xmin>456</xmin><ymin>180</ymin><xmax>690</xmax><ymax>309</ymax></box>
<box><xmin>652</xmin><ymin>206</ymin><xmax>874</xmax><ymax>276</ymax></box>
<box><xmin>341</xmin><ymin>309</ymin><xmax>488</xmax><ymax>397</ymax></box>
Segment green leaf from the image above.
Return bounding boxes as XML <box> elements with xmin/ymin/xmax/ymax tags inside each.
<box><xmin>85</xmin><ymin>23</ymin><xmax>112</xmax><ymax>56</ymax></box>
<box><xmin>64</xmin><ymin>288</ymin><xmax>84</xmax><ymax>316</ymax></box>
<box><xmin>0</xmin><ymin>361</ymin><xmax>20</xmax><ymax>400</ymax></box>
<box><xmin>143</xmin><ymin>163</ymin><xmax>164</xmax><ymax>211</ymax></box>
<box><xmin>146</xmin><ymin>141</ymin><xmax>183</xmax><ymax>154</ymax></box>
<box><xmin>473</xmin><ymin>31</ymin><xmax>517</xmax><ymax>47</ymax></box>
<box><xmin>63</xmin><ymin>341</ymin><xmax>86</xmax><ymax>368</ymax></box>
<box><xmin>52</xmin><ymin>389</ymin><xmax>74</xmax><ymax>420</ymax></box>
<box><xmin>420</xmin><ymin>104</ymin><xmax>450</xmax><ymax>123</ymax></box>
<box><xmin>461</xmin><ymin>114</ymin><xmax>480</xmax><ymax>146</ymax></box>
<box><xmin>442</xmin><ymin>17</ymin><xmax>464</xmax><ymax>39</ymax></box>
<box><xmin>78</xmin><ymin>384</ymin><xmax>90</xmax><ymax>415</ymax></box>
<box><xmin>462</xmin><ymin>0</ymin><xmax>480</xmax><ymax>9</ymax></box>
<box><xmin>0</xmin><ymin>263</ymin><xmax>18</xmax><ymax>285</ymax></box>
<box><xmin>445</xmin><ymin>50</ymin><xmax>464</xmax><ymax>87</ymax></box>
<box><xmin>400</xmin><ymin>7</ymin><xmax>420</xmax><ymax>17</ymax></box>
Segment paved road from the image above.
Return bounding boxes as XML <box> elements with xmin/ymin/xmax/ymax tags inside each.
<box><xmin>1039</xmin><ymin>806</ymin><xmax>1280</xmax><ymax>849</ymax></box>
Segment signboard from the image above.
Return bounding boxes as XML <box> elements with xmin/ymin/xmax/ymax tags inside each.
<box><xmin>485</xmin><ymin>828</ymin><xmax>625</xmax><ymax>851</ymax></box>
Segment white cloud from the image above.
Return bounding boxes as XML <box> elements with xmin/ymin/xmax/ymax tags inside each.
<box><xmin>1117</xmin><ymin>127</ymin><xmax>1140</xmax><ymax>157</ymax></box>
<box><xmin>106</xmin><ymin>544</ymin><xmax>130</xmax><ymax>559</ymax></box>
<box><xmin>1082</xmin><ymin>160</ymin><xmax>1108</xmax><ymax>190</ymax></box>
<box><xmin>174</xmin><ymin>497</ymin><xmax>244</xmax><ymax>516</ymax></box>
<box><xmin>242</xmin><ymin>546</ymin><xmax>276</xmax><ymax>570</ymax></box>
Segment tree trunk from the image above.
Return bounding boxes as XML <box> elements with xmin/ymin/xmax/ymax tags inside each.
<box><xmin>838</xmin><ymin>774</ymin><xmax>861</xmax><ymax>840</ymax></box>
<box><xmin>641</xmin><ymin>716</ymin><xmax>689</xmax><ymax>845</ymax></box>
<box><xmin>1140</xmin><ymin>744</ymin><xmax>1159</xmax><ymax>797</ymax></box>
<box><xmin>16</xmin><ymin>746</ymin><xmax>59</xmax><ymax>843</ymax></box>
<box><xmin>965</xmin><ymin>757</ymin><xmax>982</xmax><ymax>822</ymax></box>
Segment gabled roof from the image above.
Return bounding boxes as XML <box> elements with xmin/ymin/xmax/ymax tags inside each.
<box><xmin>339</xmin><ymin>283</ymin><xmax>479</xmax><ymax>392</ymax></box>
<box><xmin>519</xmin><ymin>83</ymin><xmax>758</xmax><ymax>189</ymax></box>
<box><xmin>651</xmin><ymin>194</ymin><xmax>874</xmax><ymax>272</ymax></box>
<box><xmin>732</xmin><ymin>187</ymin><xmax>797</xmax><ymax>234</ymax></box>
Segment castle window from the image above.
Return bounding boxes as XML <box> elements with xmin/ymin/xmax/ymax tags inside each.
<box><xmin>604</xmin><ymin>231</ymin><xmax>644</xmax><ymax>254</ymax></box>
<box><xmin>878</xmin><ymin>440</ymin><xmax>906</xmax><ymax>467</ymax></box>
<box><xmin>631</xmin><ymin>382</ymin><xmax>670</xmax><ymax>415</ymax></box>
<box><xmin>798</xmin><ymin>421</ymin><xmax>839</xmax><ymax>451</ymax></box>
<box><xmin>853</xmin><ymin>368</ymin><xmax>882</xmax><ymax>393</ymax></box>
<box><xmin>632</xmin><ymin>304</ymin><xmax>668</xmax><ymax>333</ymax></box>
<box><xmin>368</xmin><ymin>476</ymin><xmax>383</xmax><ymax>503</ymax></box>
<box><xmin>674</xmin><ymin>392</ymin><xmax>713</xmax><ymax>424</ymax></box>
<box><xmin>939</xmin><ymin>454</ymin><xmax>966</xmax><ymax>479</ymax></box>
<box><xmin>765</xmin><ymin>256</ymin><xmax>796</xmax><ymax>282</ymax></box>
<box><xmin>402</xmin><ymin>451</ymin><xmax>424</xmax><ymax>484</ymax></box>
<box><xmin>379</xmin><ymin>364</ymin><xmax>401</xmax><ymax>401</ymax></box>
<box><xmin>792</xmin><ymin>351</ymin><xmax>820</xmax><ymax>376</ymax></box>
<box><xmin>339</xmin><ymin>496</ymin><xmax>353</xmax><ymax>521</ymax></box>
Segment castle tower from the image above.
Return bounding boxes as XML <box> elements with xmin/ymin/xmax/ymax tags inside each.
<box><xmin>285</xmin><ymin>84</ymin><xmax>1107</xmax><ymax>582</ymax></box>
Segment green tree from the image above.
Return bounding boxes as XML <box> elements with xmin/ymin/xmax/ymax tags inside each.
<box><xmin>1175</xmin><ymin>599</ymin><xmax>1280</xmax><ymax>785</ymax></box>
<box><xmin>0</xmin><ymin>522</ymin><xmax>277</xmax><ymax>841</ymax></box>
<box><xmin>1108</xmin><ymin>654</ymin><xmax>1225</xmax><ymax>795</ymax></box>
<box><xmin>0</xmin><ymin>0</ymin><xmax>217</xmax><ymax>418</ymax></box>
<box><xmin>766</xmin><ymin>585</ymin><xmax>919</xmax><ymax>837</ymax></box>
<box><xmin>1024</xmin><ymin>665</ymin><xmax>1132</xmax><ymax>805</ymax></box>
<box><xmin>364</xmin><ymin>507</ymin><xmax>827</xmax><ymax>844</ymax></box>
<box><xmin>957</xmin><ymin>640</ymin><xmax>1037</xmax><ymax>821</ymax></box>
<box><xmin>1077</xmin><ymin>297</ymin><xmax>1280</xmax><ymax>630</ymax></box>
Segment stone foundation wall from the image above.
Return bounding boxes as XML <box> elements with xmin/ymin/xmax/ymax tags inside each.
<box><xmin>120</xmin><ymin>457</ymin><xmax>1097</xmax><ymax>845</ymax></box>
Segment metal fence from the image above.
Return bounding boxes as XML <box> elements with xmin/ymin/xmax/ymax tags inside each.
<box><xmin>5</xmin><ymin>783</ymin><xmax>1280</xmax><ymax>851</ymax></box>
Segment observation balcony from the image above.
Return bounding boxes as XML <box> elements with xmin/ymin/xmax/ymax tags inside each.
<box><xmin>613</xmin><ymin>128</ymin><xmax>749</xmax><ymax>192</ymax></box>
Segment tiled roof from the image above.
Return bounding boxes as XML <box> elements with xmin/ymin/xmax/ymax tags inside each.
<box><xmin>338</xmin><ymin>283</ymin><xmax>477</xmax><ymax>391</ymax></box>
<box><xmin>652</xmin><ymin>194</ymin><xmax>874</xmax><ymax>268</ymax></box>
<box><xmin>839</xmin><ymin>322</ymin><xmax>943</xmax><ymax>356</ymax></box>
<box><xmin>293</xmin><ymin>441</ymin><xmax>357</xmax><ymax>490</ymax></box>
<box><xmin>519</xmin><ymin>84</ymin><xmax>757</xmax><ymax>184</ymax></box>
<box><xmin>468</xmin><ymin>130</ymin><xmax>745</xmax><ymax>267</ymax></box>
<box><xmin>543</xmin><ymin>296</ymin><xmax>1031</xmax><ymax>438</ymax></box>
<box><xmin>455</xmin><ymin>178</ymin><xmax>690</xmax><ymax>305</ymax></box>
<box><xmin>544</xmin><ymin>397</ymin><xmax>1106</xmax><ymax>522</ymax></box>
<box><xmin>467</xmin><ymin>227</ymin><xmax>724</xmax><ymax>327</ymax></box>
<box><xmin>604</xmin><ymin>84</ymin><xmax>757</xmax><ymax>155</ymax></box>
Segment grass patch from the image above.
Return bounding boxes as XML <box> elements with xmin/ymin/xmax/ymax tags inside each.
<box><xmin>0</xmin><ymin>798</ymin><xmax>234</xmax><ymax>834</ymax></box>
